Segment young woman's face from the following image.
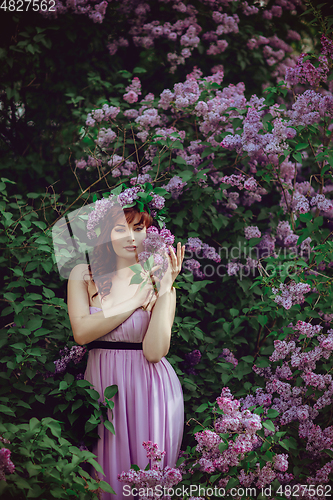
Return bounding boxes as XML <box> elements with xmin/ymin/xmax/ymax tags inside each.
<box><xmin>110</xmin><ymin>212</ymin><xmax>147</xmax><ymax>259</ymax></box>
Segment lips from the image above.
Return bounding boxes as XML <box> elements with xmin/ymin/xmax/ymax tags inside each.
<box><xmin>124</xmin><ymin>246</ymin><xmax>137</xmax><ymax>250</ymax></box>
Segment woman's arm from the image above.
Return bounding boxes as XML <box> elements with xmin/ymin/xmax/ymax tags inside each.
<box><xmin>142</xmin><ymin>286</ymin><xmax>176</xmax><ymax>363</ymax></box>
<box><xmin>142</xmin><ymin>242</ymin><xmax>184</xmax><ymax>363</ymax></box>
<box><xmin>67</xmin><ymin>264</ymin><xmax>144</xmax><ymax>345</ymax></box>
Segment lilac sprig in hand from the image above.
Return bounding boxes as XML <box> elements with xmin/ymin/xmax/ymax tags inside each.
<box><xmin>130</xmin><ymin>226</ymin><xmax>185</xmax><ymax>298</ymax></box>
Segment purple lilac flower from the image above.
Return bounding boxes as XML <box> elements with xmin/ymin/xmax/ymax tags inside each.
<box><xmin>182</xmin><ymin>258</ymin><xmax>205</xmax><ymax>278</ymax></box>
<box><xmin>54</xmin><ymin>346</ymin><xmax>87</xmax><ymax>374</ymax></box>
<box><xmin>117</xmin><ymin>185</ymin><xmax>144</xmax><ymax>207</ymax></box>
<box><xmin>87</xmin><ymin>197</ymin><xmax>116</xmax><ymax>239</ymax></box>
<box><xmin>218</xmin><ymin>348</ymin><xmax>238</xmax><ymax>367</ymax></box>
<box><xmin>149</xmin><ymin>193</ymin><xmax>165</xmax><ymax>210</ymax></box>
<box><xmin>244</xmin><ymin>225</ymin><xmax>261</xmax><ymax>240</ymax></box>
<box><xmin>185</xmin><ymin>350</ymin><xmax>202</xmax><ymax>366</ymax></box>
<box><xmin>0</xmin><ymin>448</ymin><xmax>15</xmax><ymax>481</ymax></box>
<box><xmin>272</xmin><ymin>280</ymin><xmax>311</xmax><ymax>310</ymax></box>
<box><xmin>162</xmin><ymin>175</ymin><xmax>187</xmax><ymax>200</ymax></box>
<box><xmin>118</xmin><ymin>441</ymin><xmax>182</xmax><ymax>489</ymax></box>
<box><xmin>321</xmin><ymin>34</ymin><xmax>333</xmax><ymax>58</ymax></box>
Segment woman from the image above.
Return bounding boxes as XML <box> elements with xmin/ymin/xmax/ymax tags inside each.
<box><xmin>67</xmin><ymin>198</ymin><xmax>185</xmax><ymax>499</ymax></box>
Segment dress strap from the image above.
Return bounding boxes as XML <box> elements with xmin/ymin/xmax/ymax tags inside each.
<box><xmin>87</xmin><ymin>341</ymin><xmax>143</xmax><ymax>351</ymax></box>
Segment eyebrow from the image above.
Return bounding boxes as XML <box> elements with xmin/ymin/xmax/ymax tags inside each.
<box><xmin>115</xmin><ymin>222</ymin><xmax>143</xmax><ymax>227</ymax></box>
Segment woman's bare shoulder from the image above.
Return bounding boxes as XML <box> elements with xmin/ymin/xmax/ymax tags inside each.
<box><xmin>68</xmin><ymin>263</ymin><xmax>90</xmax><ymax>281</ymax></box>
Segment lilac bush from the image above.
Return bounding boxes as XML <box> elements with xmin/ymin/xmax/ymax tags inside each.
<box><xmin>69</xmin><ymin>8</ymin><xmax>333</xmax><ymax>493</ymax></box>
<box><xmin>3</xmin><ymin>0</ymin><xmax>332</xmax><ymax>497</ymax></box>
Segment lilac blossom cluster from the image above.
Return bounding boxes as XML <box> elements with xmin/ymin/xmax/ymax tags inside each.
<box><xmin>123</xmin><ymin>77</ymin><xmax>142</xmax><ymax>104</ymax></box>
<box><xmin>79</xmin><ymin>61</ymin><xmax>333</xmax><ymax>244</ymax></box>
<box><xmin>181</xmin><ymin>349</ymin><xmax>202</xmax><ymax>375</ymax></box>
<box><xmin>41</xmin><ymin>0</ymin><xmax>109</xmax><ymax>23</ymax></box>
<box><xmin>192</xmin><ymin>387</ymin><xmax>288</xmax><ymax>488</ymax></box>
<box><xmin>54</xmin><ymin>345</ymin><xmax>87</xmax><ymax>374</ymax></box>
<box><xmin>85</xmin><ymin>104</ymin><xmax>120</xmax><ymax>127</ymax></box>
<box><xmin>220</xmin><ymin>173</ymin><xmax>268</xmax><ymax>210</ymax></box>
<box><xmin>182</xmin><ymin>236</ymin><xmax>221</xmax><ymax>279</ymax></box>
<box><xmin>118</xmin><ymin>441</ymin><xmax>182</xmax><ymax>496</ymax></box>
<box><xmin>218</xmin><ymin>348</ymin><xmax>238</xmax><ymax>368</ymax></box>
<box><xmin>244</xmin><ymin>225</ymin><xmax>261</xmax><ymax>240</ymax></box>
<box><xmin>138</xmin><ymin>226</ymin><xmax>176</xmax><ymax>283</ymax></box>
<box><xmin>161</xmin><ymin>175</ymin><xmax>188</xmax><ymax>200</ymax></box>
<box><xmin>0</xmin><ymin>448</ymin><xmax>15</xmax><ymax>481</ymax></box>
<box><xmin>41</xmin><ymin>0</ymin><xmax>305</xmax><ymax>79</ymax></box>
<box><xmin>285</xmin><ymin>52</ymin><xmax>329</xmax><ymax>87</ymax></box>
<box><xmin>271</xmin><ymin>280</ymin><xmax>311</xmax><ymax>310</ymax></box>
<box><xmin>118</xmin><ymin>387</ymin><xmax>289</xmax><ymax>495</ymax></box>
<box><xmin>239</xmin><ymin>322</ymin><xmax>333</xmax><ymax>493</ymax></box>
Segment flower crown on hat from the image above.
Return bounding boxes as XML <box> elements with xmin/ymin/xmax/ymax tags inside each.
<box><xmin>87</xmin><ymin>182</ymin><xmax>168</xmax><ymax>240</ymax></box>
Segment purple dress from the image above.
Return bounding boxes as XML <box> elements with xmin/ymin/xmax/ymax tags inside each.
<box><xmin>84</xmin><ymin>307</ymin><xmax>184</xmax><ymax>499</ymax></box>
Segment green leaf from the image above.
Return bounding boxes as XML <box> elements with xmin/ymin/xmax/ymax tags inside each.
<box><xmin>171</xmin><ymin>140</ymin><xmax>183</xmax><ymax>150</ymax></box>
<box><xmin>104</xmin><ymin>385</ymin><xmax>118</xmax><ymax>399</ymax></box>
<box><xmin>226</xmin><ymin>477</ymin><xmax>239</xmax><ymax>489</ymax></box>
<box><xmin>43</xmin><ymin>418</ymin><xmax>62</xmax><ymax>438</ymax></box>
<box><xmin>292</xmin><ymin>152</ymin><xmax>303</xmax><ymax>163</ymax></box>
<box><xmin>26</xmin><ymin>317</ymin><xmax>43</xmax><ymax>332</ymax></box>
<box><xmin>99</xmin><ymin>481</ymin><xmax>116</xmax><ymax>494</ymax></box>
<box><xmin>258</xmin><ymin>315</ymin><xmax>268</xmax><ymax>327</ymax></box>
<box><xmin>195</xmin><ymin>403</ymin><xmax>208</xmax><ymax>413</ymax></box>
<box><xmin>177</xmin><ymin>170</ymin><xmax>193</xmax><ymax>182</ymax></box>
<box><xmin>130</xmin><ymin>274</ymin><xmax>144</xmax><ymax>285</ymax></box>
<box><xmin>104</xmin><ymin>420</ymin><xmax>115</xmax><ymax>434</ymax></box>
<box><xmin>87</xmin><ymin>458</ymin><xmax>105</xmax><ymax>475</ymax></box>
<box><xmin>262</xmin><ymin>420</ymin><xmax>275</xmax><ymax>432</ymax></box>
<box><xmin>43</xmin><ymin>287</ymin><xmax>55</xmax><ymax>299</ymax></box>
<box><xmin>133</xmin><ymin>67</ymin><xmax>147</xmax><ymax>74</ymax></box>
<box><xmin>241</xmin><ymin>356</ymin><xmax>254</xmax><ymax>363</ymax></box>
<box><xmin>295</xmin><ymin>143</ymin><xmax>308</xmax><ymax>151</ymax></box>
<box><xmin>71</xmin><ymin>400</ymin><xmax>83</xmax><ymax>413</ymax></box>
<box><xmin>0</xmin><ymin>404</ymin><xmax>15</xmax><ymax>415</ymax></box>
<box><xmin>218</xmin><ymin>441</ymin><xmax>228</xmax><ymax>452</ymax></box>
<box><xmin>266</xmin><ymin>409</ymin><xmax>279</xmax><ymax>418</ymax></box>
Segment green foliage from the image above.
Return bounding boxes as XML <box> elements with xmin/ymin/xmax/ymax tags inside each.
<box><xmin>0</xmin><ymin>180</ymin><xmax>119</xmax><ymax>496</ymax></box>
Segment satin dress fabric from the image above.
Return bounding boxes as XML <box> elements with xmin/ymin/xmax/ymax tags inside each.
<box><xmin>84</xmin><ymin>306</ymin><xmax>184</xmax><ymax>499</ymax></box>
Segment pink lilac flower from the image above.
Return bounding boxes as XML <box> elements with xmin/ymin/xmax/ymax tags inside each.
<box><xmin>75</xmin><ymin>158</ymin><xmax>87</xmax><ymax>169</ymax></box>
<box><xmin>162</xmin><ymin>175</ymin><xmax>187</xmax><ymax>200</ymax></box>
<box><xmin>95</xmin><ymin>127</ymin><xmax>117</xmax><ymax>147</ymax></box>
<box><xmin>272</xmin><ymin>280</ymin><xmax>311</xmax><ymax>310</ymax></box>
<box><xmin>294</xmin><ymin>320</ymin><xmax>322</xmax><ymax>338</ymax></box>
<box><xmin>321</xmin><ymin>34</ymin><xmax>333</xmax><ymax>58</ymax></box>
<box><xmin>273</xmin><ymin>454</ymin><xmax>289</xmax><ymax>472</ymax></box>
<box><xmin>182</xmin><ymin>258</ymin><xmax>205</xmax><ymax>278</ymax></box>
<box><xmin>244</xmin><ymin>225</ymin><xmax>261</xmax><ymax>239</ymax></box>
<box><xmin>218</xmin><ymin>348</ymin><xmax>238</xmax><ymax>367</ymax></box>
<box><xmin>256</xmin><ymin>463</ymin><xmax>276</xmax><ymax>487</ymax></box>
<box><xmin>54</xmin><ymin>345</ymin><xmax>87</xmax><ymax>373</ymax></box>
<box><xmin>0</xmin><ymin>448</ymin><xmax>15</xmax><ymax>481</ymax></box>
<box><xmin>310</xmin><ymin>194</ymin><xmax>333</xmax><ymax>213</ymax></box>
<box><xmin>285</xmin><ymin>53</ymin><xmax>329</xmax><ymax>87</ymax></box>
<box><xmin>123</xmin><ymin>91</ymin><xmax>139</xmax><ymax>104</ymax></box>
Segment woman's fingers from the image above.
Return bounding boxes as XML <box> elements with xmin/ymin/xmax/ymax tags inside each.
<box><xmin>168</xmin><ymin>242</ymin><xmax>185</xmax><ymax>270</ymax></box>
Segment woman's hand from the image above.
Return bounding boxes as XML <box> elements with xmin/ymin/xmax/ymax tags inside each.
<box><xmin>133</xmin><ymin>264</ymin><xmax>161</xmax><ymax>310</ymax></box>
<box><xmin>155</xmin><ymin>242</ymin><xmax>185</xmax><ymax>295</ymax></box>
